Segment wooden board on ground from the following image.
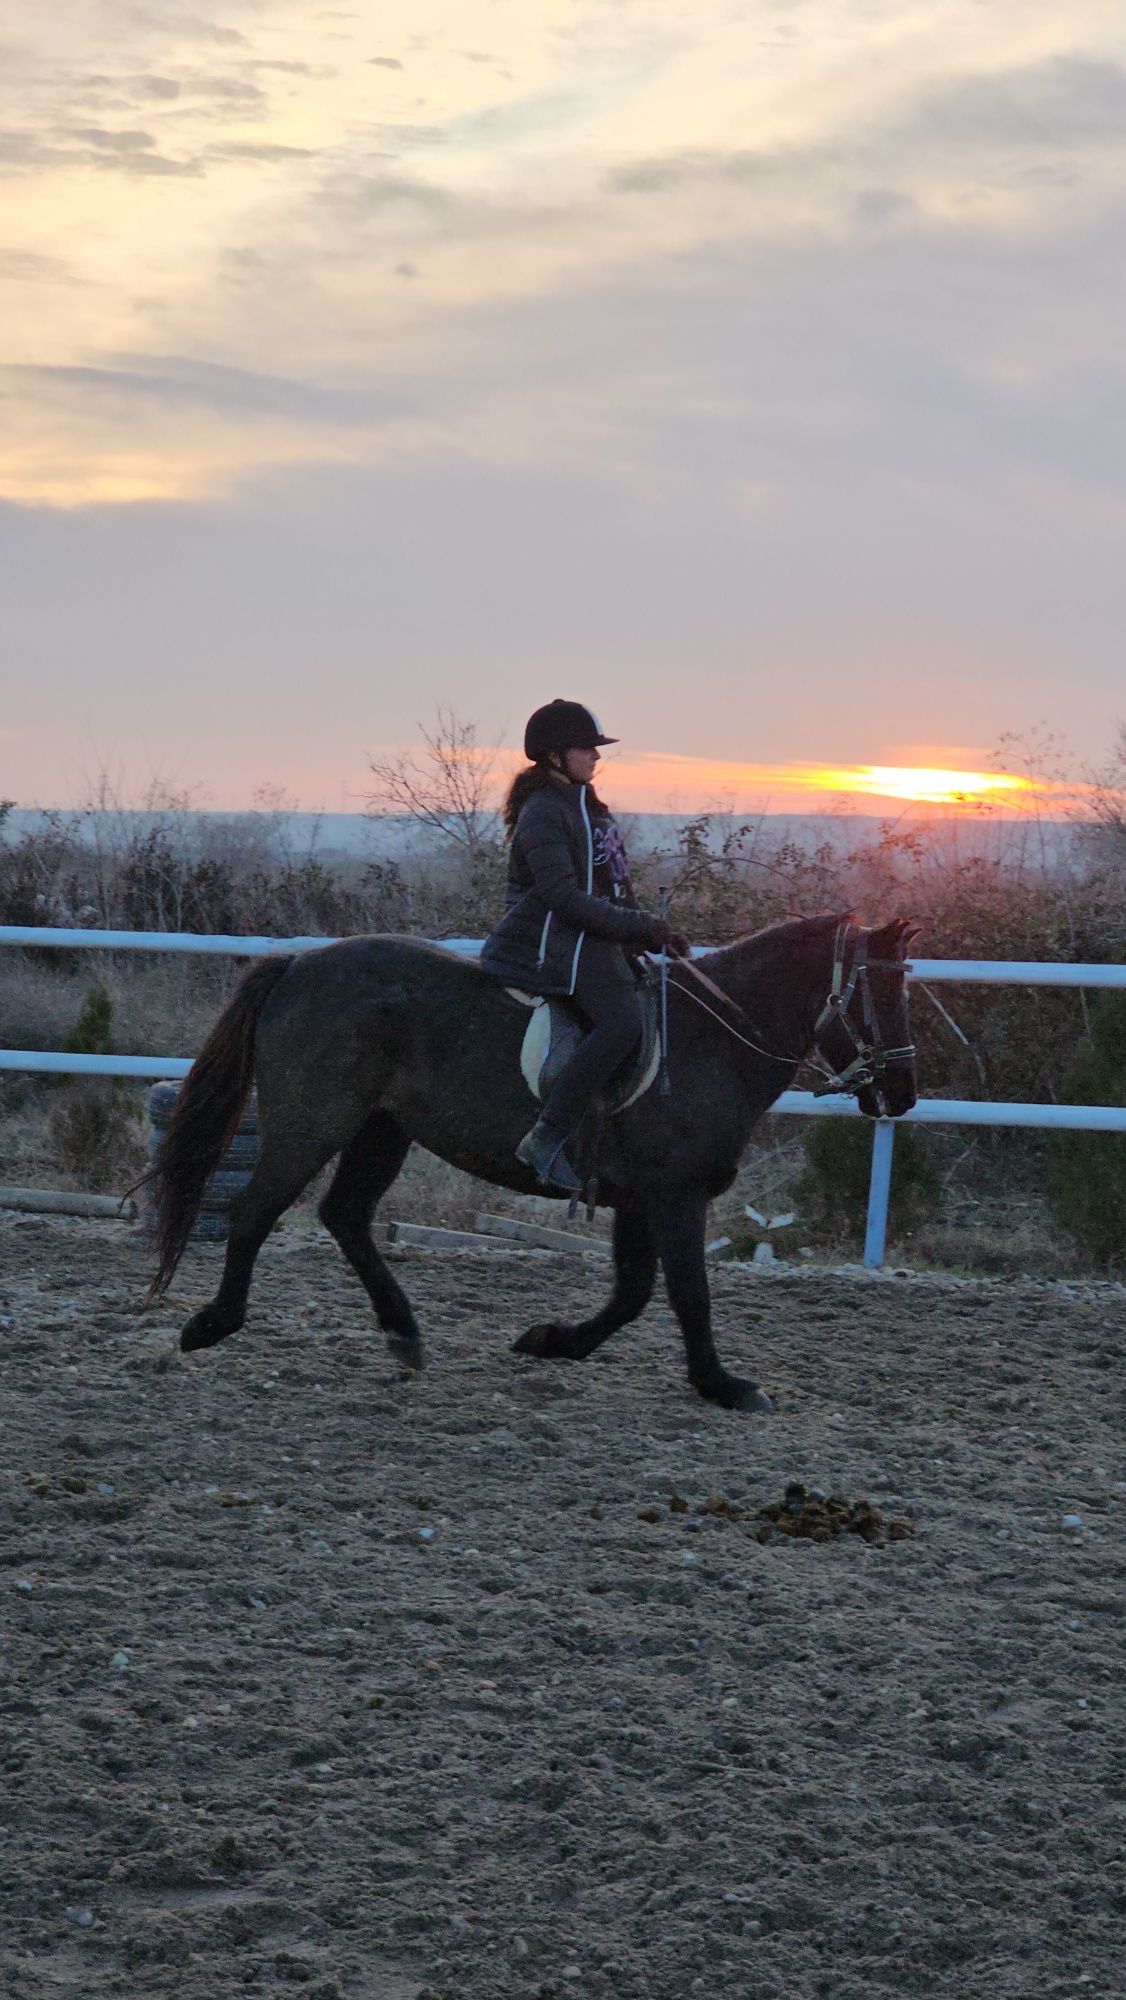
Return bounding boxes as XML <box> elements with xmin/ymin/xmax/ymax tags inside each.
<box><xmin>474</xmin><ymin>1212</ymin><xmax>611</xmax><ymax>1255</ymax></box>
<box><xmin>0</xmin><ymin>1185</ymin><xmax>136</xmax><ymax>1220</ymax></box>
<box><xmin>387</xmin><ymin>1220</ymin><xmax>529</xmax><ymax>1252</ymax></box>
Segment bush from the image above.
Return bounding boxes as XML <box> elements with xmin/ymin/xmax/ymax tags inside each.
<box><xmin>47</xmin><ymin>1083</ymin><xmax>145</xmax><ymax>1191</ymax></box>
<box><xmin>793</xmin><ymin>1117</ymin><xmax>941</xmax><ymax>1241</ymax></box>
<box><xmin>1048</xmin><ymin>995</ymin><xmax>1126</xmax><ymax>1269</ymax></box>
<box><xmin>64</xmin><ymin>982</ymin><xmax>114</xmax><ymax>1055</ymax></box>
<box><xmin>46</xmin><ymin>983</ymin><xmax>143</xmax><ymax>1191</ymax></box>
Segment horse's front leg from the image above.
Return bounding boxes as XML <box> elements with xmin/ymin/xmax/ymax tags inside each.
<box><xmin>513</xmin><ymin>1200</ymin><xmax>657</xmax><ymax>1361</ymax></box>
<box><xmin>651</xmin><ymin>1197</ymin><xmax>772</xmax><ymax>1412</ymax></box>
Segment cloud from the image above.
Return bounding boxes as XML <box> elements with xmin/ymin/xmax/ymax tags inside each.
<box><xmin>68</xmin><ymin>126</ymin><xmax>159</xmax><ymax>151</ymax></box>
<box><xmin>135</xmin><ymin>74</ymin><xmax>182</xmax><ymax>99</ymax></box>
<box><xmin>246</xmin><ymin>59</ymin><xmax>322</xmax><ymax>76</ymax></box>
<box><xmin>0</xmin><ymin>248</ymin><xmax>81</xmax><ymax>282</ymax></box>
<box><xmin>73</xmin><ymin>72</ymin><xmax>183</xmax><ymax>102</ymax></box>
<box><xmin>0</xmin><ymin>125</ymin><xmax>200</xmax><ymax>176</ymax></box>
<box><xmin>371</xmin><ymin>123</ymin><xmax>449</xmax><ymax>149</ymax></box>
<box><xmin>367</xmin><ymin>56</ymin><xmax>403</xmax><ymax>71</ymax></box>
<box><xmin>911</xmin><ymin>54</ymin><xmax>1126</xmax><ymax>150</ymax></box>
<box><xmin>176</xmin><ymin>73</ymin><xmax>265</xmax><ymax>106</ymax></box>
<box><xmin>116</xmin><ymin>9</ymin><xmax>249</xmax><ymax>47</ymax></box>
<box><xmin>317</xmin><ymin>162</ymin><xmax>465</xmax><ymax>221</ymax></box>
<box><xmin>601</xmin><ymin>53</ymin><xmax>1126</xmax><ymax>215</ymax></box>
<box><xmin>3</xmin><ymin>354</ymin><xmax>415</xmax><ymax>425</ymax></box>
<box><xmin>203</xmin><ymin>139</ymin><xmax>316</xmax><ymax>162</ymax></box>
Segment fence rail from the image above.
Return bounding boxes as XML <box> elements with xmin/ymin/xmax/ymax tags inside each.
<box><xmin>3</xmin><ymin>924</ymin><xmax>1126</xmax><ymax>989</ymax></box>
<box><xmin>3</xmin><ymin>924</ymin><xmax>1123</xmax><ymax>1269</ymax></box>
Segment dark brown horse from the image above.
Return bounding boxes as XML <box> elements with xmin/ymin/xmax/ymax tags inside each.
<box><xmin>147</xmin><ymin>914</ymin><xmax>918</xmax><ymax>1410</ymax></box>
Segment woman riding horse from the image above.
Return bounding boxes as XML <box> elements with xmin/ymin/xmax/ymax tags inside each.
<box><xmin>481</xmin><ymin>700</ymin><xmax>689</xmax><ymax>1193</ymax></box>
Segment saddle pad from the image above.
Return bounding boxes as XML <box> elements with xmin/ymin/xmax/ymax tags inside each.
<box><xmin>519</xmin><ymin>985</ymin><xmax>661</xmax><ymax>1114</ymax></box>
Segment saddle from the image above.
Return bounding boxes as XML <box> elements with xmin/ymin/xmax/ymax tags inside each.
<box><xmin>506</xmin><ymin>973</ymin><xmax>662</xmax><ymax>1113</ymax></box>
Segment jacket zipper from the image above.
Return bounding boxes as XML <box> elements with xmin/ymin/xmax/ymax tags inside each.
<box><xmin>579</xmin><ymin>785</ymin><xmax>594</xmax><ymax>891</ymax></box>
<box><xmin>535</xmin><ymin>786</ymin><xmax>595</xmax><ymax>992</ymax></box>
<box><xmin>568</xmin><ymin>784</ymin><xmax>595</xmax><ymax>994</ymax></box>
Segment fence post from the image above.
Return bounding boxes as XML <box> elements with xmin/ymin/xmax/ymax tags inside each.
<box><xmin>863</xmin><ymin>1119</ymin><xmax>895</xmax><ymax>1269</ymax></box>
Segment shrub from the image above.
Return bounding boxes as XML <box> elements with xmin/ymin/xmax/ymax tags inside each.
<box><xmin>1047</xmin><ymin>994</ymin><xmax>1126</xmax><ymax>1269</ymax></box>
<box><xmin>63</xmin><ymin>982</ymin><xmax>114</xmax><ymax>1055</ymax></box>
<box><xmin>47</xmin><ymin>1083</ymin><xmax>145</xmax><ymax>1191</ymax></box>
<box><xmin>793</xmin><ymin>1117</ymin><xmax>941</xmax><ymax>1241</ymax></box>
<box><xmin>48</xmin><ymin>983</ymin><xmax>142</xmax><ymax>1190</ymax></box>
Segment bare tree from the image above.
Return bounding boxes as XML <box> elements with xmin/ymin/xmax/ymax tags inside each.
<box><xmin>365</xmin><ymin>707</ymin><xmax>503</xmax><ymax>852</ymax></box>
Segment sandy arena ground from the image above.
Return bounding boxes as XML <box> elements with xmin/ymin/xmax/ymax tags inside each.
<box><xmin>2</xmin><ymin>1214</ymin><xmax>1123</xmax><ymax>2000</ymax></box>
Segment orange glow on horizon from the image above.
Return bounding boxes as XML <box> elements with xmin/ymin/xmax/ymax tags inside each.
<box><xmin>575</xmin><ymin>753</ymin><xmax>1061</xmax><ymax>816</ymax></box>
<box><xmin>803</xmin><ymin>765</ymin><xmax>1035</xmax><ymax>805</ymax></box>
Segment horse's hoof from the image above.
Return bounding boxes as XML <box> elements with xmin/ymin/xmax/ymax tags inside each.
<box><xmin>694</xmin><ymin>1372</ymin><xmax>772</xmax><ymax>1414</ymax></box>
<box><xmin>386</xmin><ymin>1333</ymin><xmax>425</xmax><ymax>1371</ymax></box>
<box><xmin>180</xmin><ymin>1308</ymin><xmax>239</xmax><ymax>1353</ymax></box>
<box><xmin>512</xmin><ymin>1322</ymin><xmax>563</xmax><ymax>1359</ymax></box>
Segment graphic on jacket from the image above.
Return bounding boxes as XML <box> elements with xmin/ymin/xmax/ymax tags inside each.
<box><xmin>591</xmin><ymin>814</ymin><xmax>633</xmax><ymax>900</ymax></box>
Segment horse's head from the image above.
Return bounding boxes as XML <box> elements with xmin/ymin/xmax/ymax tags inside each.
<box><xmin>811</xmin><ymin>917</ymin><xmax>919</xmax><ymax>1119</ymax></box>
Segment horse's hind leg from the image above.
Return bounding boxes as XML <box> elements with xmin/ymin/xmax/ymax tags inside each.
<box><xmin>318</xmin><ymin>1109</ymin><xmax>422</xmax><ymax>1367</ymax></box>
<box><xmin>513</xmin><ymin>1200</ymin><xmax>658</xmax><ymax>1361</ymax></box>
<box><xmin>180</xmin><ymin>1128</ymin><xmax>341</xmax><ymax>1353</ymax></box>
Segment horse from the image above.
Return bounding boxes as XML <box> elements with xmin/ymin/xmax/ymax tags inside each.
<box><xmin>146</xmin><ymin>913</ymin><xmax>918</xmax><ymax>1411</ymax></box>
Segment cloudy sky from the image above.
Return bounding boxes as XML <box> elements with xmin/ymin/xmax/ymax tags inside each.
<box><xmin>2</xmin><ymin>1</ymin><xmax>1124</xmax><ymax>811</ymax></box>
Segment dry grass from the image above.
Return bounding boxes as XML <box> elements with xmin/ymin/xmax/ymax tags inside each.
<box><xmin>903</xmin><ymin>1217</ymin><xmax>1088</xmax><ymax>1280</ymax></box>
<box><xmin>0</xmin><ymin>1081</ymin><xmax>148</xmax><ymax>1194</ymax></box>
<box><xmin>0</xmin><ymin>954</ymin><xmax>240</xmax><ymax>1059</ymax></box>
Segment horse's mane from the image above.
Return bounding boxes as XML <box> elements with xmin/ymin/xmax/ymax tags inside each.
<box><xmin>702</xmin><ymin>910</ymin><xmax>849</xmax><ymax>974</ymax></box>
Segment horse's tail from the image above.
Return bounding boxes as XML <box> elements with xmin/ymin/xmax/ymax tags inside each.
<box><xmin>143</xmin><ymin>954</ymin><xmax>294</xmax><ymax>1300</ymax></box>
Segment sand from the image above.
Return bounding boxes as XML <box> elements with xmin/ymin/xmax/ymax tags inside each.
<box><xmin>2</xmin><ymin>1215</ymin><xmax>1123</xmax><ymax>2000</ymax></box>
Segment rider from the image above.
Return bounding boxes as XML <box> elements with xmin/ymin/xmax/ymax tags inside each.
<box><xmin>481</xmin><ymin>699</ymin><xmax>689</xmax><ymax>1193</ymax></box>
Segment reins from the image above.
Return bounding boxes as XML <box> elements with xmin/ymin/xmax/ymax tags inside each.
<box><xmin>666</xmin><ymin>960</ymin><xmax>790</xmax><ymax>1066</ymax></box>
<box><xmin>658</xmin><ymin>922</ymin><xmax>916</xmax><ymax>1103</ymax></box>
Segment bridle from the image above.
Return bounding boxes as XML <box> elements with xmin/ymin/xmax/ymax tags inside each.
<box><xmin>664</xmin><ymin>918</ymin><xmax>915</xmax><ymax>1109</ymax></box>
<box><xmin>805</xmin><ymin>919</ymin><xmax>916</xmax><ymax>1111</ymax></box>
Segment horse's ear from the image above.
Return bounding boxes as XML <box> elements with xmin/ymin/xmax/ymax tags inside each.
<box><xmin>870</xmin><ymin>917</ymin><xmax>921</xmax><ymax>958</ymax></box>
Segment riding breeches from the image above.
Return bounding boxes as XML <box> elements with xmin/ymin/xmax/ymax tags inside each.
<box><xmin>538</xmin><ymin>940</ymin><xmax>644</xmax><ymax>1138</ymax></box>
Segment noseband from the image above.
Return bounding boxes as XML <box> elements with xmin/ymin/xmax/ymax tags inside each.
<box><xmin>808</xmin><ymin>920</ymin><xmax>916</xmax><ymax>1110</ymax></box>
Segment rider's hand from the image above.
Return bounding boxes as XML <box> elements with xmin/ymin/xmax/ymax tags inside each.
<box><xmin>649</xmin><ymin>919</ymin><xmax>691</xmax><ymax>959</ymax></box>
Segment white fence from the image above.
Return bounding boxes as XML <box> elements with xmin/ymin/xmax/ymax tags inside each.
<box><xmin>2</xmin><ymin>925</ymin><xmax>1124</xmax><ymax>1269</ymax></box>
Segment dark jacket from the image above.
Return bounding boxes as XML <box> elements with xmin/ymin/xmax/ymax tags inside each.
<box><xmin>480</xmin><ymin>780</ymin><xmax>664</xmax><ymax>996</ymax></box>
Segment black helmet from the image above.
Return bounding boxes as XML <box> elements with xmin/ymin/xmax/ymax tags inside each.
<box><xmin>524</xmin><ymin>699</ymin><xmax>618</xmax><ymax>761</ymax></box>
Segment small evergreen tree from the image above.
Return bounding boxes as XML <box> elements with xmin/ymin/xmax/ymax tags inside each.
<box><xmin>63</xmin><ymin>983</ymin><xmax>114</xmax><ymax>1055</ymax></box>
<box><xmin>1048</xmin><ymin>995</ymin><xmax>1126</xmax><ymax>1269</ymax></box>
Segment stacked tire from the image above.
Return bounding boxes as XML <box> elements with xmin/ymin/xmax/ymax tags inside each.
<box><xmin>146</xmin><ymin>1083</ymin><xmax>260</xmax><ymax>1243</ymax></box>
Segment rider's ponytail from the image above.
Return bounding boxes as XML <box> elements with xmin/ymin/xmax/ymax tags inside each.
<box><xmin>502</xmin><ymin>759</ymin><xmax>612</xmax><ymax>838</ymax></box>
<box><xmin>502</xmin><ymin>762</ymin><xmax>555</xmax><ymax>837</ymax></box>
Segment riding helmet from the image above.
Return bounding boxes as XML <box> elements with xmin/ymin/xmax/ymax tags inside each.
<box><xmin>523</xmin><ymin>700</ymin><xmax>618</xmax><ymax>761</ymax></box>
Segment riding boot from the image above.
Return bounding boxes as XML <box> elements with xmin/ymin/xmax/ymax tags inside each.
<box><xmin>515</xmin><ymin>1118</ymin><xmax>582</xmax><ymax>1193</ymax></box>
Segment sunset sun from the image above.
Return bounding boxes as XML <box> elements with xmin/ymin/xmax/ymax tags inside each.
<box><xmin>810</xmin><ymin>766</ymin><xmax>1036</xmax><ymax>808</ymax></box>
